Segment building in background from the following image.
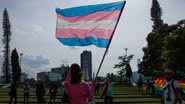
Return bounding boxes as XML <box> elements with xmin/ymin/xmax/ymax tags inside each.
<box><xmin>0</xmin><ymin>76</ymin><xmax>3</xmax><ymax>83</ymax></box>
<box><xmin>48</xmin><ymin>72</ymin><xmax>62</xmax><ymax>82</ymax></box>
<box><xmin>51</xmin><ymin>65</ymin><xmax>69</xmax><ymax>81</ymax></box>
<box><xmin>37</xmin><ymin>72</ymin><xmax>48</xmax><ymax>81</ymax></box>
<box><xmin>36</xmin><ymin>65</ymin><xmax>69</xmax><ymax>82</ymax></box>
<box><xmin>81</xmin><ymin>50</ymin><xmax>92</xmax><ymax>81</ymax></box>
<box><xmin>20</xmin><ymin>73</ymin><xmax>28</xmax><ymax>82</ymax></box>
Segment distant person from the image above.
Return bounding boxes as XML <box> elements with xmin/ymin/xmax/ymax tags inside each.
<box><xmin>151</xmin><ymin>80</ymin><xmax>155</xmax><ymax>96</ymax></box>
<box><xmin>48</xmin><ymin>82</ymin><xmax>58</xmax><ymax>104</ymax></box>
<box><xmin>146</xmin><ymin>79</ymin><xmax>151</xmax><ymax>94</ymax></box>
<box><xmin>138</xmin><ymin>75</ymin><xmax>143</xmax><ymax>95</ymax></box>
<box><xmin>63</xmin><ymin>63</ymin><xmax>93</xmax><ymax>104</ymax></box>
<box><xmin>103</xmin><ymin>79</ymin><xmax>113</xmax><ymax>104</ymax></box>
<box><xmin>9</xmin><ymin>82</ymin><xmax>17</xmax><ymax>104</ymax></box>
<box><xmin>163</xmin><ymin>69</ymin><xmax>181</xmax><ymax>104</ymax></box>
<box><xmin>146</xmin><ymin>79</ymin><xmax>155</xmax><ymax>95</ymax></box>
<box><xmin>23</xmin><ymin>81</ymin><xmax>30</xmax><ymax>104</ymax></box>
<box><xmin>95</xmin><ymin>80</ymin><xmax>101</xmax><ymax>94</ymax></box>
<box><xmin>36</xmin><ymin>79</ymin><xmax>45</xmax><ymax>104</ymax></box>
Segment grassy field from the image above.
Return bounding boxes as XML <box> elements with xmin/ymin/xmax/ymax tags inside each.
<box><xmin>0</xmin><ymin>86</ymin><xmax>162</xmax><ymax>104</ymax></box>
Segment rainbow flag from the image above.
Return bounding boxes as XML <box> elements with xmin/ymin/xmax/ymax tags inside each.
<box><xmin>155</xmin><ymin>77</ymin><xmax>167</xmax><ymax>95</ymax></box>
<box><xmin>177</xmin><ymin>80</ymin><xmax>185</xmax><ymax>93</ymax></box>
<box><xmin>155</xmin><ymin>77</ymin><xmax>185</xmax><ymax>95</ymax></box>
<box><xmin>56</xmin><ymin>1</ymin><xmax>126</xmax><ymax>48</ymax></box>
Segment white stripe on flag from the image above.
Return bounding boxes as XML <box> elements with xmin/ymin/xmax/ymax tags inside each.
<box><xmin>56</xmin><ymin>19</ymin><xmax>117</xmax><ymax>30</ymax></box>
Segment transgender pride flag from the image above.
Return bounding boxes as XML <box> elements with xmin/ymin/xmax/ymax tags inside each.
<box><xmin>56</xmin><ymin>1</ymin><xmax>126</xmax><ymax>48</ymax></box>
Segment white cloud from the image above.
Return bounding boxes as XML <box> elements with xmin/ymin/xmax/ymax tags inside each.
<box><xmin>22</xmin><ymin>55</ymin><xmax>50</xmax><ymax>68</ymax></box>
<box><xmin>33</xmin><ymin>25</ymin><xmax>44</xmax><ymax>33</ymax></box>
<box><xmin>21</xmin><ymin>55</ymin><xmax>50</xmax><ymax>78</ymax></box>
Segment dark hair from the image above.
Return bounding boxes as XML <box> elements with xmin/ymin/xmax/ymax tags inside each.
<box><xmin>70</xmin><ymin>63</ymin><xmax>82</xmax><ymax>84</ymax></box>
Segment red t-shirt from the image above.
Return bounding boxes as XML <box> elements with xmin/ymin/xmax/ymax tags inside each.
<box><xmin>64</xmin><ymin>81</ymin><xmax>92</xmax><ymax>104</ymax></box>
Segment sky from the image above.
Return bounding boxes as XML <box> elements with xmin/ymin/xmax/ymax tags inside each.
<box><xmin>0</xmin><ymin>0</ymin><xmax>184</xmax><ymax>79</ymax></box>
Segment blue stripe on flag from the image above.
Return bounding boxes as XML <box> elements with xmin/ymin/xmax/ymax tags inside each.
<box><xmin>57</xmin><ymin>37</ymin><xmax>110</xmax><ymax>48</ymax></box>
<box><xmin>56</xmin><ymin>1</ymin><xmax>125</xmax><ymax>17</ymax></box>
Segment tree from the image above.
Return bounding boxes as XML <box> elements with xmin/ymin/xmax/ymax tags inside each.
<box><xmin>28</xmin><ymin>78</ymin><xmax>36</xmax><ymax>88</ymax></box>
<box><xmin>125</xmin><ymin>64</ymin><xmax>132</xmax><ymax>83</ymax></box>
<box><xmin>1</xmin><ymin>8</ymin><xmax>12</xmax><ymax>83</ymax></box>
<box><xmin>11</xmin><ymin>49</ymin><xmax>21</xmax><ymax>83</ymax></box>
<box><xmin>162</xmin><ymin>22</ymin><xmax>185</xmax><ymax>79</ymax></box>
<box><xmin>106</xmin><ymin>73</ymin><xmax>115</xmax><ymax>82</ymax></box>
<box><xmin>151</xmin><ymin>0</ymin><xmax>163</xmax><ymax>31</ymax></box>
<box><xmin>106</xmin><ymin>73</ymin><xmax>111</xmax><ymax>79</ymax></box>
<box><xmin>138</xmin><ymin>32</ymin><xmax>165</xmax><ymax>77</ymax></box>
<box><xmin>110</xmin><ymin>73</ymin><xmax>114</xmax><ymax>81</ymax></box>
<box><xmin>114</xmin><ymin>52</ymin><xmax>134</xmax><ymax>84</ymax></box>
<box><xmin>139</xmin><ymin>19</ymin><xmax>185</xmax><ymax>77</ymax></box>
<box><xmin>138</xmin><ymin>0</ymin><xmax>165</xmax><ymax>77</ymax></box>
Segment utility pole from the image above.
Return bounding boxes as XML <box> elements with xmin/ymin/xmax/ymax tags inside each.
<box><xmin>20</xmin><ymin>53</ymin><xmax>23</xmax><ymax>68</ymax></box>
<box><xmin>124</xmin><ymin>48</ymin><xmax>128</xmax><ymax>64</ymax></box>
<box><xmin>124</xmin><ymin>48</ymin><xmax>128</xmax><ymax>57</ymax></box>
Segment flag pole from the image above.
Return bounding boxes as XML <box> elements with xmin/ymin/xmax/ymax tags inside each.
<box><xmin>95</xmin><ymin>1</ymin><xmax>126</xmax><ymax>78</ymax></box>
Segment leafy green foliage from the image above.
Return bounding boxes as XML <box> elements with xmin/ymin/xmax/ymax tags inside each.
<box><xmin>126</xmin><ymin>64</ymin><xmax>132</xmax><ymax>81</ymax></box>
<box><xmin>1</xmin><ymin>8</ymin><xmax>11</xmax><ymax>83</ymax></box>
<box><xmin>11</xmin><ymin>49</ymin><xmax>21</xmax><ymax>83</ymax></box>
<box><xmin>163</xmin><ymin>23</ymin><xmax>185</xmax><ymax>71</ymax></box>
<box><xmin>138</xmin><ymin>0</ymin><xmax>185</xmax><ymax>77</ymax></box>
<box><xmin>139</xmin><ymin>20</ymin><xmax>185</xmax><ymax>77</ymax></box>
<box><xmin>114</xmin><ymin>54</ymin><xmax>134</xmax><ymax>84</ymax></box>
<box><xmin>138</xmin><ymin>0</ymin><xmax>164</xmax><ymax>77</ymax></box>
<box><xmin>151</xmin><ymin>0</ymin><xmax>163</xmax><ymax>31</ymax></box>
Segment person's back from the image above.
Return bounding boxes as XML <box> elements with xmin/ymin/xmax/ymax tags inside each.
<box><xmin>163</xmin><ymin>69</ymin><xmax>181</xmax><ymax>104</ymax></box>
<box><xmin>163</xmin><ymin>79</ymin><xmax>180</xmax><ymax>104</ymax></box>
<box><xmin>50</xmin><ymin>83</ymin><xmax>55</xmax><ymax>94</ymax></box>
<box><xmin>36</xmin><ymin>81</ymin><xmax>41</xmax><ymax>96</ymax></box>
<box><xmin>106</xmin><ymin>82</ymin><xmax>113</xmax><ymax>97</ymax></box>
<box><xmin>11</xmin><ymin>83</ymin><xmax>16</xmax><ymax>93</ymax></box>
<box><xmin>9</xmin><ymin>83</ymin><xmax>17</xmax><ymax>104</ymax></box>
<box><xmin>24</xmin><ymin>83</ymin><xmax>30</xmax><ymax>94</ymax></box>
<box><xmin>138</xmin><ymin>79</ymin><xmax>143</xmax><ymax>88</ymax></box>
<box><xmin>40</xmin><ymin>81</ymin><xmax>45</xmax><ymax>96</ymax></box>
<box><xmin>63</xmin><ymin>63</ymin><xmax>92</xmax><ymax>104</ymax></box>
<box><xmin>103</xmin><ymin>80</ymin><xmax>113</xmax><ymax>104</ymax></box>
<box><xmin>64</xmin><ymin>81</ymin><xmax>91</xmax><ymax>104</ymax></box>
<box><xmin>53</xmin><ymin>83</ymin><xmax>58</xmax><ymax>94</ymax></box>
<box><xmin>36</xmin><ymin>80</ymin><xmax>45</xmax><ymax>103</ymax></box>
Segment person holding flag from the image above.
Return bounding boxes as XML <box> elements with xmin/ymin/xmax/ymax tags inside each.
<box><xmin>55</xmin><ymin>0</ymin><xmax>126</xmax><ymax>78</ymax></box>
<box><xmin>56</xmin><ymin>1</ymin><xmax>126</xmax><ymax>104</ymax></box>
<box><xmin>63</xmin><ymin>63</ymin><xmax>93</xmax><ymax>104</ymax></box>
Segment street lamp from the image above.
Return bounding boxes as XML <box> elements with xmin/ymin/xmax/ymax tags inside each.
<box><xmin>20</xmin><ymin>53</ymin><xmax>23</xmax><ymax>68</ymax></box>
<box><xmin>124</xmin><ymin>48</ymin><xmax>128</xmax><ymax>57</ymax></box>
<box><xmin>124</xmin><ymin>48</ymin><xmax>129</xmax><ymax>64</ymax></box>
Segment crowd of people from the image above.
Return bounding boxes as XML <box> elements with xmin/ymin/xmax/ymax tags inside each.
<box><xmin>8</xmin><ymin>63</ymin><xmax>114</xmax><ymax>104</ymax></box>
<box><xmin>136</xmin><ymin>69</ymin><xmax>184</xmax><ymax>104</ymax></box>
<box><xmin>8</xmin><ymin>63</ymin><xmax>184</xmax><ymax>104</ymax></box>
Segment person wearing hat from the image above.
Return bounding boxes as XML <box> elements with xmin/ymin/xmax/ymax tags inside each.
<box><xmin>163</xmin><ymin>69</ymin><xmax>181</xmax><ymax>104</ymax></box>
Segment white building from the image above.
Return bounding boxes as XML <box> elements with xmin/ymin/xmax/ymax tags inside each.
<box><xmin>81</xmin><ymin>51</ymin><xmax>92</xmax><ymax>81</ymax></box>
<box><xmin>20</xmin><ymin>73</ymin><xmax>28</xmax><ymax>82</ymax></box>
<box><xmin>0</xmin><ymin>76</ymin><xmax>4</xmax><ymax>83</ymax></box>
<box><xmin>48</xmin><ymin>72</ymin><xmax>62</xmax><ymax>82</ymax></box>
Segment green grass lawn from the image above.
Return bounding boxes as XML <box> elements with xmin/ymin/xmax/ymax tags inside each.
<box><xmin>0</xmin><ymin>86</ymin><xmax>162</xmax><ymax>104</ymax></box>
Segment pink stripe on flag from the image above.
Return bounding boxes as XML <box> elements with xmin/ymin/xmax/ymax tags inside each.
<box><xmin>57</xmin><ymin>11</ymin><xmax>120</xmax><ymax>22</ymax></box>
<box><xmin>56</xmin><ymin>28</ymin><xmax>113</xmax><ymax>39</ymax></box>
